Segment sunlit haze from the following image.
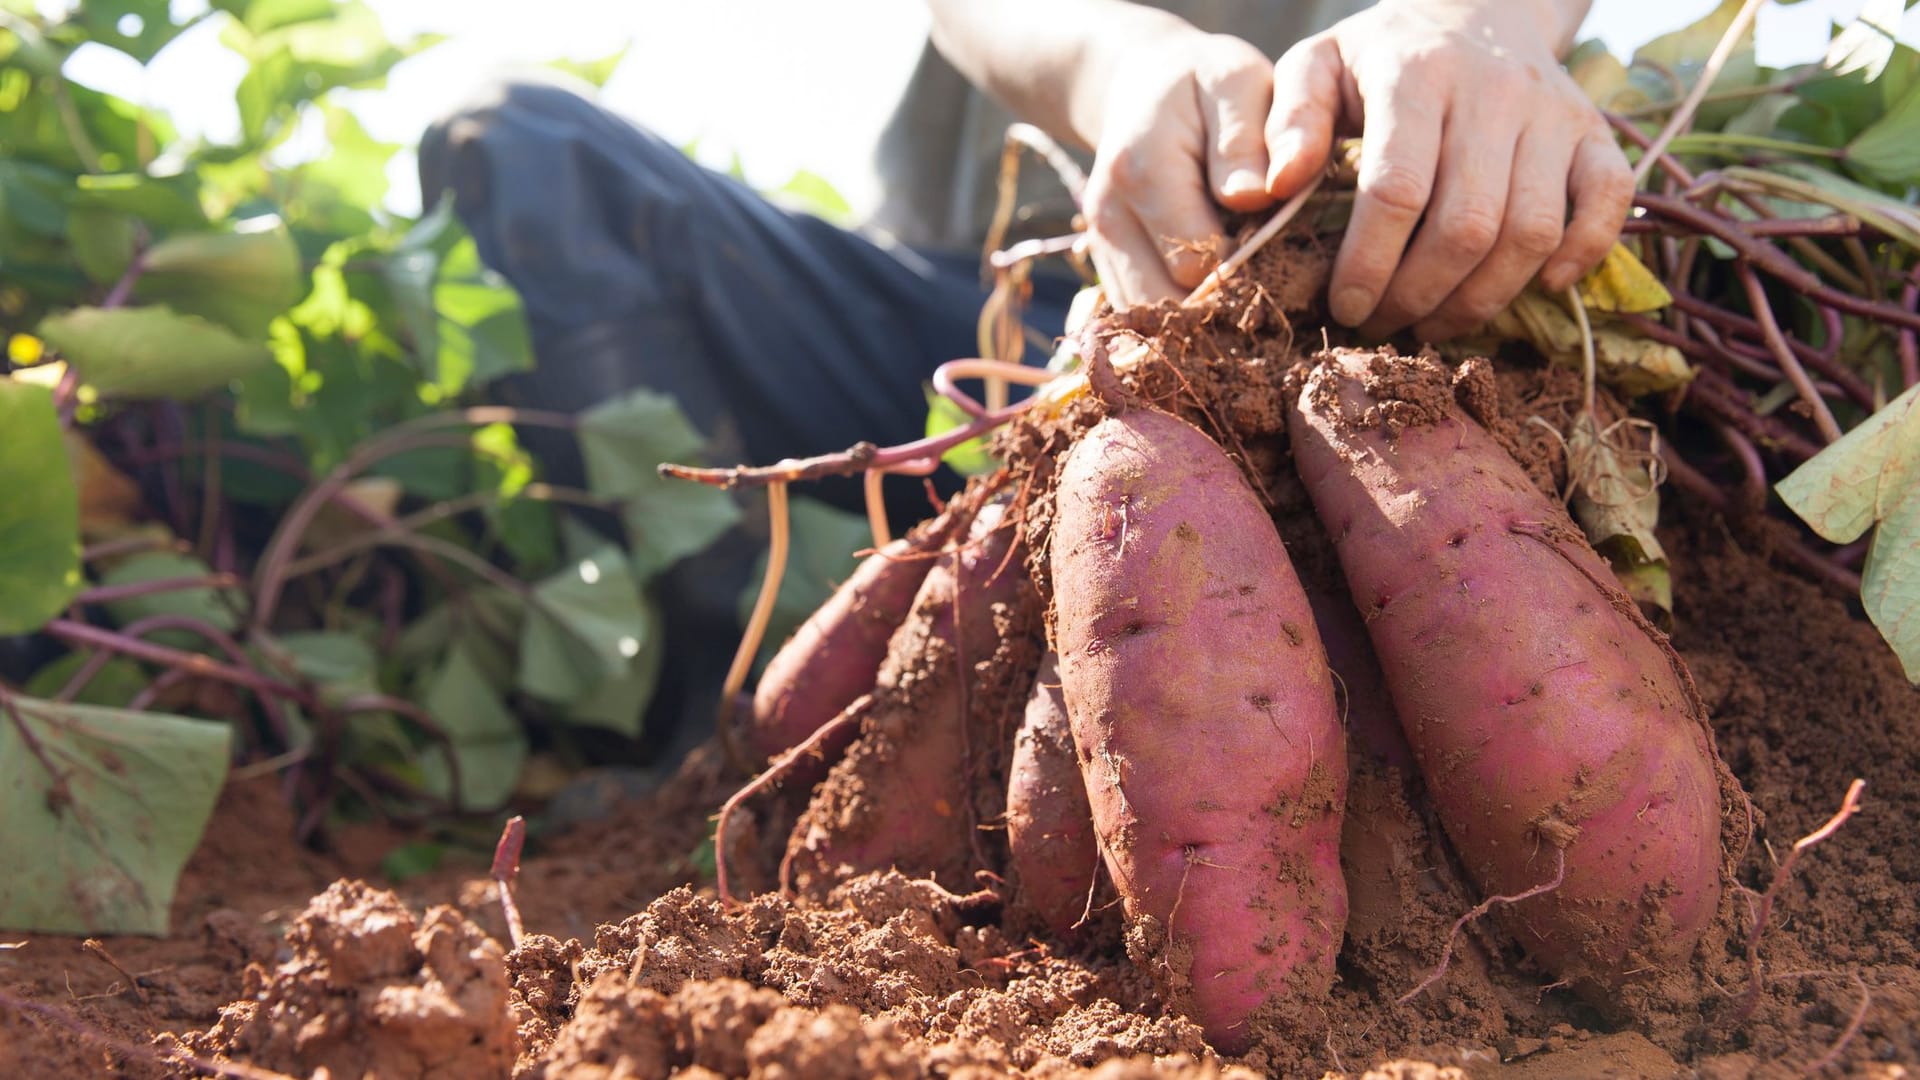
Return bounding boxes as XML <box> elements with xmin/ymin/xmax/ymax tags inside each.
<box><xmin>56</xmin><ymin>0</ymin><xmax>1913</xmax><ymax>218</ymax></box>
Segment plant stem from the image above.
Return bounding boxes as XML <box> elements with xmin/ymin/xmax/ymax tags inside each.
<box><xmin>250</xmin><ymin>407</ymin><xmax>576</xmax><ymax>631</ymax></box>
<box><xmin>1738</xmin><ymin>263</ymin><xmax>1843</xmax><ymax>442</ymax></box>
<box><xmin>716</xmin><ymin>482</ymin><xmax>790</xmax><ymax>774</ymax></box>
<box><xmin>1685</xmin><ymin>367</ymin><xmax>1823</xmax><ymax>463</ymax></box>
<box><xmin>1630</xmin><ymin>0</ymin><xmax>1766</xmax><ymax>188</ymax></box>
<box><xmin>1185</xmin><ymin>175</ymin><xmax>1324</xmax><ymax>306</ymax></box>
<box><xmin>1664</xmin><ymin>132</ymin><xmax>1845</xmax><ymax>161</ymax></box>
<box><xmin>1620</xmin><ymin>214</ymin><xmax>1861</xmax><ymax>239</ymax></box>
<box><xmin>0</xmin><ymin>686</ymin><xmax>75</xmax><ymax>811</ymax></box>
<box><xmin>71</xmin><ymin>573</ymin><xmax>241</xmax><ymax>608</ymax></box>
<box><xmin>1621</xmin><ymin>69</ymin><xmax>1818</xmax><ymax>118</ymax></box>
<box><xmin>661</xmin><ymin>400</ymin><xmax>1027</xmax><ymax>491</ymax></box>
<box><xmin>1902</xmin><ymin>274</ymin><xmax>1920</xmax><ymax>389</ymax></box>
<box><xmin>1638</xmin><ymin>194</ymin><xmax>1920</xmax><ymax>333</ymax></box>
<box><xmin>45</xmin><ymin>619</ymin><xmax>314</xmax><ymax>710</ymax></box>
<box><xmin>82</xmin><ymin>534</ymin><xmax>190</xmax><ymax>563</ymax></box>
<box><xmin>279</xmin><ymin>483</ymin><xmax>611</xmax><ymax>582</ymax></box>
<box><xmin>101</xmin><ymin>247</ymin><xmax>149</xmax><ymax>310</ymax></box>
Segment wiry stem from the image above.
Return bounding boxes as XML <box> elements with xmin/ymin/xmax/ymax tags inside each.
<box><xmin>1184</xmin><ymin>175</ymin><xmax>1325</xmax><ymax>306</ymax></box>
<box><xmin>717</xmin><ymin>482</ymin><xmax>791</xmax><ymax>774</ymax></box>
<box><xmin>1737</xmin><ymin>262</ymin><xmax>1843</xmax><ymax>442</ymax></box>
<box><xmin>1737</xmin><ymin>779</ymin><xmax>1866</xmax><ymax>1020</ymax></box>
<box><xmin>1630</xmin><ymin>0</ymin><xmax>1766</xmax><ymax>187</ymax></box>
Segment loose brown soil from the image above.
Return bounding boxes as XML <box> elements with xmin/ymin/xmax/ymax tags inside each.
<box><xmin>4</xmin><ymin>249</ymin><xmax>1917</xmax><ymax>1077</ymax></box>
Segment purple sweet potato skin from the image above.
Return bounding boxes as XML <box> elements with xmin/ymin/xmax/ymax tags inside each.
<box><xmin>1288</xmin><ymin>350</ymin><xmax>1724</xmax><ymax>995</ymax></box>
<box><xmin>785</xmin><ymin>502</ymin><xmax>1033</xmax><ymax>893</ymax></box>
<box><xmin>750</xmin><ymin>517</ymin><xmax>956</xmax><ymax>763</ymax></box>
<box><xmin>1005</xmin><ymin>653</ymin><xmax>1098</xmax><ymax>936</ymax></box>
<box><xmin>1051</xmin><ymin>407</ymin><xmax>1347</xmax><ymax>1053</ymax></box>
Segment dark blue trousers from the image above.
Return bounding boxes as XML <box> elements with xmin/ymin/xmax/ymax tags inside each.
<box><xmin>418</xmin><ymin>80</ymin><xmax>1076</xmax><ymax>762</ymax></box>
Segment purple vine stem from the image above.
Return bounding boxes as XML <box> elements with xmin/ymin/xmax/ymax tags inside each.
<box><xmin>1639</xmin><ymin>193</ymin><xmax>1920</xmax><ymax>334</ymax></box>
<box><xmin>71</xmin><ymin>573</ymin><xmax>241</xmax><ymax>608</ymax></box>
<box><xmin>249</xmin><ymin>407</ymin><xmax>577</xmax><ymax>632</ymax></box>
<box><xmin>1661</xmin><ymin>448</ymin><xmax>1862</xmax><ymax>598</ymax></box>
<box><xmin>663</xmin><ymin>397</ymin><xmax>1026</xmax><ymax>490</ymax></box>
<box><xmin>48</xmin><ymin>615</ymin><xmax>302</xmax><ymax>748</ymax></box>
<box><xmin>1670</xmin><ymin>294</ymin><xmax>1874</xmax><ymax>409</ymax></box>
<box><xmin>1902</xmin><ymin>271</ymin><xmax>1919</xmax><ymax>389</ymax></box>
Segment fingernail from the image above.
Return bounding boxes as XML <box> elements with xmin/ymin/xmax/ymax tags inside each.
<box><xmin>1540</xmin><ymin>261</ymin><xmax>1575</xmax><ymax>291</ymax></box>
<box><xmin>1223</xmin><ymin>168</ymin><xmax>1264</xmax><ymax>199</ymax></box>
<box><xmin>1330</xmin><ymin>286</ymin><xmax>1371</xmax><ymax>326</ymax></box>
<box><xmin>1267</xmin><ymin>130</ymin><xmax>1303</xmax><ymax>189</ymax></box>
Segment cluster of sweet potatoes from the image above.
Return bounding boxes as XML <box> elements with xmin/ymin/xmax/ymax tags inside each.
<box><xmin>736</xmin><ymin>337</ymin><xmax>1738</xmax><ymax>1054</ymax></box>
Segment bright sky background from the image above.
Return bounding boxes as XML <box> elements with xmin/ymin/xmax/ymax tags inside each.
<box><xmin>58</xmin><ymin>0</ymin><xmax>1919</xmax><ymax>219</ymax></box>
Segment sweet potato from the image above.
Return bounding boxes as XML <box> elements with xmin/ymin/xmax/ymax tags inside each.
<box><xmin>785</xmin><ymin>501</ymin><xmax>1037</xmax><ymax>894</ymax></box>
<box><xmin>1005</xmin><ymin>653</ymin><xmax>1098</xmax><ymax>936</ymax></box>
<box><xmin>1050</xmin><ymin>406</ymin><xmax>1347</xmax><ymax>1052</ymax></box>
<box><xmin>1288</xmin><ymin>349</ymin><xmax>1725</xmax><ymax>998</ymax></box>
<box><xmin>750</xmin><ymin>508</ymin><xmax>963</xmax><ymax>762</ymax></box>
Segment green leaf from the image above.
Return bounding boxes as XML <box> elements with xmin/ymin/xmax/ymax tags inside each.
<box><xmin>566</xmin><ymin>591</ymin><xmax>664</xmax><ymax>738</ymax></box>
<box><xmin>67</xmin><ymin>205</ymin><xmax>138</xmax><ymax>284</ymax></box>
<box><xmin>97</xmin><ymin>551</ymin><xmax>242</xmax><ymax>650</ymax></box>
<box><xmin>0</xmin><ymin>692</ymin><xmax>230</xmax><ymax>935</ymax></box>
<box><xmin>736</xmin><ymin>495</ymin><xmax>873</xmax><ymax>670</ymax></box>
<box><xmin>431</xmin><ymin>239</ymin><xmax>532</xmax><ymax>391</ymax></box>
<box><xmin>545</xmin><ymin>43</ymin><xmax>628</xmax><ymax>88</ymax></box>
<box><xmin>577</xmin><ymin>389</ymin><xmax>742</xmax><ymax>577</ymax></box>
<box><xmin>0</xmin><ymin>381</ymin><xmax>81</xmax><ymax>634</ymax></box>
<box><xmin>133</xmin><ymin>221</ymin><xmax>304</xmax><ymax>339</ymax></box>
<box><xmin>1847</xmin><ymin>78</ymin><xmax>1920</xmax><ymax>186</ymax></box>
<box><xmin>1778</xmin><ymin>384</ymin><xmax>1920</xmax><ymax>681</ymax></box>
<box><xmin>76</xmin><ymin>0</ymin><xmax>195</xmax><ymax>63</ymax></box>
<box><xmin>226</xmin><ymin>3</ymin><xmax>439</xmax><ymax>146</ymax></box>
<box><xmin>518</xmin><ymin>545</ymin><xmax>654</xmax><ymax>704</ymax></box>
<box><xmin>299</xmin><ymin>103</ymin><xmax>398</xmax><ymax>214</ymax></box>
<box><xmin>419</xmin><ymin>643</ymin><xmax>527</xmax><ymax>810</ymax></box>
<box><xmin>772</xmin><ymin>169</ymin><xmax>853</xmax><ymax>224</ymax></box>
<box><xmin>1862</xmin><ymin>480</ymin><xmax>1920</xmax><ymax>683</ymax></box>
<box><xmin>0</xmin><ymin>160</ymin><xmax>70</xmax><ymax>238</ymax></box>
<box><xmin>379</xmin><ymin>840</ymin><xmax>446</xmax><ymax>881</ymax></box>
<box><xmin>384</xmin><ymin>210</ymin><xmax>532</xmax><ymax>393</ymax></box>
<box><xmin>1777</xmin><ymin>382</ymin><xmax>1920</xmax><ymax>545</ymax></box>
<box><xmin>274</xmin><ymin>630</ymin><xmax>376</xmax><ymax>688</ymax></box>
<box><xmin>924</xmin><ymin>385</ymin><xmax>999</xmax><ymax>476</ymax></box>
<box><xmin>22</xmin><ymin>654</ymin><xmax>147</xmax><ymax>709</ymax></box>
<box><xmin>226</xmin><ymin>0</ymin><xmax>336</xmax><ymax>36</ymax></box>
<box><xmin>1633</xmin><ymin>0</ymin><xmax>1761</xmax><ymax>124</ymax></box>
<box><xmin>37</xmin><ymin>305</ymin><xmax>272</xmax><ymax>399</ymax></box>
<box><xmin>72</xmin><ymin>171</ymin><xmax>208</xmax><ymax>231</ymax></box>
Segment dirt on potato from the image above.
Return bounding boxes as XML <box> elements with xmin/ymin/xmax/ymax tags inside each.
<box><xmin>3</xmin><ymin>242</ymin><xmax>1917</xmax><ymax>1079</ymax></box>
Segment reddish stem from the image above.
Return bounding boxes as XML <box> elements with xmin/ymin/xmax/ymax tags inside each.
<box><xmin>1638</xmin><ymin>194</ymin><xmax>1920</xmax><ymax>334</ymax></box>
<box><xmin>1901</xmin><ymin>273</ymin><xmax>1919</xmax><ymax>390</ymax></box>
<box><xmin>1671</xmin><ymin>293</ymin><xmax>1874</xmax><ymax>410</ymax></box>
<box><xmin>663</xmin><ymin>400</ymin><xmax>1027</xmax><ymax>490</ymax></box>
<box><xmin>1686</xmin><ymin>368</ymin><xmax>1823</xmax><ymax>463</ymax></box>
<box><xmin>45</xmin><ymin>618</ymin><xmax>314</xmax><ymax>710</ymax></box>
<box><xmin>492</xmin><ymin>815</ymin><xmax>528</xmax><ymax>949</ymax></box>
<box><xmin>72</xmin><ymin>573</ymin><xmax>241</xmax><ymax>608</ymax></box>
<box><xmin>1714</xmin><ymin>423</ymin><xmax>1769</xmax><ymax>515</ymax></box>
<box><xmin>1737</xmin><ymin>263</ymin><xmax>1843</xmax><ymax>442</ymax></box>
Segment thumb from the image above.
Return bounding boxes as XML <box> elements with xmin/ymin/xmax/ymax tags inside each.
<box><xmin>1265</xmin><ymin>35</ymin><xmax>1343</xmax><ymax>197</ymax></box>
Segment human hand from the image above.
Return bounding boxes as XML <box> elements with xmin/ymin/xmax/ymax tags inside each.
<box><xmin>1267</xmin><ymin>0</ymin><xmax>1632</xmax><ymax>340</ymax></box>
<box><xmin>1079</xmin><ymin>27</ymin><xmax>1285</xmax><ymax>306</ymax></box>
<box><xmin>1080</xmin><ymin>1</ymin><xmax>1629</xmax><ymax>340</ymax></box>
